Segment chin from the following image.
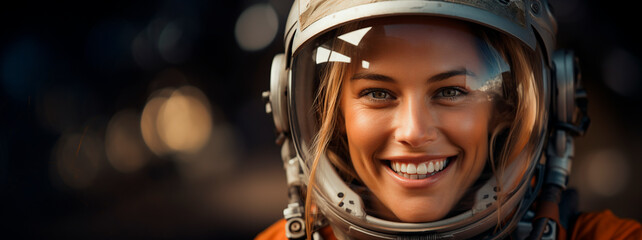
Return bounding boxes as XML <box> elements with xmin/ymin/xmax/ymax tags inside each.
<box><xmin>391</xmin><ymin>199</ymin><xmax>451</xmax><ymax>223</ymax></box>
<box><xmin>395</xmin><ymin>211</ymin><xmax>447</xmax><ymax>223</ymax></box>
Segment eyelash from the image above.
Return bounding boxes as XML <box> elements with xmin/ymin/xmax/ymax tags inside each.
<box><xmin>435</xmin><ymin>87</ymin><xmax>468</xmax><ymax>101</ymax></box>
<box><xmin>359</xmin><ymin>87</ymin><xmax>468</xmax><ymax>102</ymax></box>
<box><xmin>359</xmin><ymin>88</ymin><xmax>395</xmax><ymax>101</ymax></box>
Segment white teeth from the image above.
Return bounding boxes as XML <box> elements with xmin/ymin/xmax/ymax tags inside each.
<box><xmin>406</xmin><ymin>163</ymin><xmax>417</xmax><ymax>174</ymax></box>
<box><xmin>417</xmin><ymin>163</ymin><xmax>427</xmax><ymax>174</ymax></box>
<box><xmin>389</xmin><ymin>158</ymin><xmax>451</xmax><ymax>179</ymax></box>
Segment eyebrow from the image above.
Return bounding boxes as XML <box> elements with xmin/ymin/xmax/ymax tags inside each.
<box><xmin>351</xmin><ymin>68</ymin><xmax>476</xmax><ymax>83</ymax></box>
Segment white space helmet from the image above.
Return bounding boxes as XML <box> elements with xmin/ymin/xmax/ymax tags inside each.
<box><xmin>264</xmin><ymin>1</ymin><xmax>587</xmax><ymax>239</ymax></box>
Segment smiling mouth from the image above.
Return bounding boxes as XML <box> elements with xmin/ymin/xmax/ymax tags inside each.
<box><xmin>385</xmin><ymin>156</ymin><xmax>455</xmax><ymax>180</ymax></box>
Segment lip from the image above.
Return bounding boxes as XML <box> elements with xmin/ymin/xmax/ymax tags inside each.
<box><xmin>380</xmin><ymin>155</ymin><xmax>456</xmax><ymax>188</ymax></box>
<box><xmin>384</xmin><ymin>154</ymin><xmax>454</xmax><ymax>163</ymax></box>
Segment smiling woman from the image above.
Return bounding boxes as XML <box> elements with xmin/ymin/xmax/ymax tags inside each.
<box><xmin>339</xmin><ymin>20</ymin><xmax>498</xmax><ymax>223</ymax></box>
<box><xmin>257</xmin><ymin>1</ymin><xmax>640</xmax><ymax>240</ymax></box>
<box><xmin>300</xmin><ymin>16</ymin><xmax>542</xmax><ymax>236</ymax></box>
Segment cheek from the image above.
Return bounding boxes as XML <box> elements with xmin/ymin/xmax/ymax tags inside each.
<box><xmin>344</xmin><ymin>107</ymin><xmax>391</xmax><ymax>157</ymax></box>
<box><xmin>438</xmin><ymin>104</ymin><xmax>491</xmax><ymax>151</ymax></box>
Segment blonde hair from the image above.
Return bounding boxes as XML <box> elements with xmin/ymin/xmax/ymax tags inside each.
<box><xmin>304</xmin><ymin>29</ymin><xmax>357</xmax><ymax>237</ymax></box>
<box><xmin>303</xmin><ymin>22</ymin><xmax>542</xmax><ymax>238</ymax></box>
<box><xmin>484</xmin><ymin>29</ymin><xmax>542</xmax><ymax>228</ymax></box>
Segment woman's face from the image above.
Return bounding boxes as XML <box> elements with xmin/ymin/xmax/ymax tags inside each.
<box><xmin>340</xmin><ymin>20</ymin><xmax>494</xmax><ymax>222</ymax></box>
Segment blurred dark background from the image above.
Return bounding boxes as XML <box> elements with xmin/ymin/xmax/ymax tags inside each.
<box><xmin>1</xmin><ymin>0</ymin><xmax>640</xmax><ymax>239</ymax></box>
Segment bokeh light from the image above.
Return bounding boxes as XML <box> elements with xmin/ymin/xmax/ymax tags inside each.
<box><xmin>157</xmin><ymin>86</ymin><xmax>212</xmax><ymax>153</ymax></box>
<box><xmin>234</xmin><ymin>3</ymin><xmax>279</xmax><ymax>51</ymax></box>
<box><xmin>53</xmin><ymin>130</ymin><xmax>104</xmax><ymax>189</ymax></box>
<box><xmin>141</xmin><ymin>85</ymin><xmax>213</xmax><ymax>156</ymax></box>
<box><xmin>131</xmin><ymin>19</ymin><xmax>164</xmax><ymax>70</ymax></box>
<box><xmin>105</xmin><ymin>109</ymin><xmax>151</xmax><ymax>173</ymax></box>
<box><xmin>141</xmin><ymin>90</ymin><xmax>173</xmax><ymax>156</ymax></box>
<box><xmin>158</xmin><ymin>19</ymin><xmax>196</xmax><ymax>64</ymax></box>
<box><xmin>158</xmin><ymin>21</ymin><xmax>184</xmax><ymax>63</ymax></box>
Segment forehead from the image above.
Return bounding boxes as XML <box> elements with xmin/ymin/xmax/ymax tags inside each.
<box><xmin>347</xmin><ymin>19</ymin><xmax>484</xmax><ymax>78</ymax></box>
<box><xmin>358</xmin><ymin>19</ymin><xmax>480</xmax><ymax>62</ymax></box>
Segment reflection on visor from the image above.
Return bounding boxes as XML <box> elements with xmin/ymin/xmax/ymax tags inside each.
<box><xmin>316</xmin><ymin>26</ymin><xmax>372</xmax><ymax>64</ymax></box>
<box><xmin>316</xmin><ymin>25</ymin><xmax>509</xmax><ymax>95</ymax></box>
<box><xmin>337</xmin><ymin>26</ymin><xmax>372</xmax><ymax>46</ymax></box>
<box><xmin>315</xmin><ymin>46</ymin><xmax>351</xmax><ymax>64</ymax></box>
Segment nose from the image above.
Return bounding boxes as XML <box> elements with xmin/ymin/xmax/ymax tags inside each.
<box><xmin>394</xmin><ymin>96</ymin><xmax>438</xmax><ymax>148</ymax></box>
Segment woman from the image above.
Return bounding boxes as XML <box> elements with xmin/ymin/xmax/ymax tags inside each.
<box><xmin>258</xmin><ymin>1</ymin><xmax>641</xmax><ymax>239</ymax></box>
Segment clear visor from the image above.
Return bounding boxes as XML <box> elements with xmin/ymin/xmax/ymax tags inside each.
<box><xmin>290</xmin><ymin>16</ymin><xmax>545</xmax><ymax>233</ymax></box>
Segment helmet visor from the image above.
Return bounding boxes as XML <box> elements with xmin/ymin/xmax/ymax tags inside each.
<box><xmin>289</xmin><ymin>16</ymin><xmax>545</xmax><ymax>232</ymax></box>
